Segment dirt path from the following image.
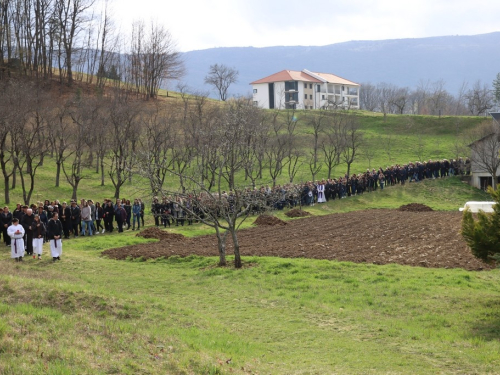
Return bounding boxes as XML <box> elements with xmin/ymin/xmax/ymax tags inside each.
<box><xmin>102</xmin><ymin>209</ymin><xmax>491</xmax><ymax>271</ymax></box>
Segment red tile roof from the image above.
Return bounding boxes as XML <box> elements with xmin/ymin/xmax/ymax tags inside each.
<box><xmin>251</xmin><ymin>70</ymin><xmax>322</xmax><ymax>84</ymax></box>
<box><xmin>311</xmin><ymin>72</ymin><xmax>360</xmax><ymax>86</ymax></box>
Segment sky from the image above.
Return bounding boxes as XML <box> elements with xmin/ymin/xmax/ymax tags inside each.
<box><xmin>108</xmin><ymin>0</ymin><xmax>500</xmax><ymax>52</ymax></box>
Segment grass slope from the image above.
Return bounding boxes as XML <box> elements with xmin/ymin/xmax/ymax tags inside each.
<box><xmin>1</xmin><ymin>178</ymin><xmax>499</xmax><ymax>374</ymax></box>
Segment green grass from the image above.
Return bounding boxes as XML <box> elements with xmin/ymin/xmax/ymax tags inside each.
<box><xmin>0</xmin><ymin>177</ymin><xmax>499</xmax><ymax>374</ymax></box>
<box><xmin>1</xmin><ymin>247</ymin><xmax>499</xmax><ymax>374</ymax></box>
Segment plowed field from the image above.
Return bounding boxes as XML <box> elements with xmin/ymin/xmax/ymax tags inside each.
<box><xmin>102</xmin><ymin>209</ymin><xmax>491</xmax><ymax>270</ymax></box>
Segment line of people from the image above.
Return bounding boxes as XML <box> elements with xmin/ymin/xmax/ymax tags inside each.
<box><xmin>1</xmin><ymin>198</ymin><xmax>146</xmax><ymax>262</ymax></box>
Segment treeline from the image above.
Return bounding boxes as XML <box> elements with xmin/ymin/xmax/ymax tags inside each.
<box><xmin>0</xmin><ymin>0</ymin><xmax>183</xmax><ymax>98</ymax></box>
<box><xmin>0</xmin><ymin>81</ymin><xmax>369</xmax><ymax>205</ymax></box>
<box><xmin>360</xmin><ymin>80</ymin><xmax>497</xmax><ymax>117</ymax></box>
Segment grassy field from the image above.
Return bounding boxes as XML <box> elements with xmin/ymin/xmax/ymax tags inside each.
<box><xmin>1</xmin><ymin>178</ymin><xmax>499</xmax><ymax>374</ymax></box>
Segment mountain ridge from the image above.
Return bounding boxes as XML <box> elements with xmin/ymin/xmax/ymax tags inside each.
<box><xmin>179</xmin><ymin>32</ymin><xmax>500</xmax><ymax>98</ymax></box>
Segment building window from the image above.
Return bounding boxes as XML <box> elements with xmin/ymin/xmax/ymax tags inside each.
<box><xmin>317</xmin><ymin>85</ymin><xmax>321</xmax><ymax>92</ymax></box>
<box><xmin>253</xmin><ymin>89</ymin><xmax>257</xmax><ymax>94</ymax></box>
<box><xmin>285</xmin><ymin>81</ymin><xmax>298</xmax><ymax>91</ymax></box>
<box><xmin>253</xmin><ymin>101</ymin><xmax>258</xmax><ymax>106</ymax></box>
<box><xmin>310</xmin><ymin>95</ymin><xmax>312</xmax><ymax>100</ymax></box>
<box><xmin>322</xmin><ymin>94</ymin><xmax>325</xmax><ymax>100</ymax></box>
<box><xmin>309</xmin><ymin>84</ymin><xmax>313</xmax><ymax>89</ymax></box>
<box><xmin>305</xmin><ymin>93</ymin><xmax>308</xmax><ymax>99</ymax></box>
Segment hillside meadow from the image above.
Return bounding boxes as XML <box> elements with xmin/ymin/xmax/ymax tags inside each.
<box><xmin>1</xmin><ymin>177</ymin><xmax>500</xmax><ymax>374</ymax></box>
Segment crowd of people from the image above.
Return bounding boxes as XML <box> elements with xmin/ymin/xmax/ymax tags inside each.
<box><xmin>1</xmin><ymin>158</ymin><xmax>471</xmax><ymax>259</ymax></box>
<box><xmin>1</xmin><ymin>198</ymin><xmax>146</xmax><ymax>262</ymax></box>
<box><xmin>150</xmin><ymin>158</ymin><xmax>471</xmax><ymax>225</ymax></box>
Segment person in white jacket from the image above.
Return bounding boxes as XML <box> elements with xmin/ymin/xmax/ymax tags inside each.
<box><xmin>8</xmin><ymin>218</ymin><xmax>25</xmax><ymax>262</ymax></box>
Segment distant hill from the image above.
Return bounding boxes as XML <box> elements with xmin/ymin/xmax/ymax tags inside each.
<box><xmin>180</xmin><ymin>32</ymin><xmax>500</xmax><ymax>98</ymax></box>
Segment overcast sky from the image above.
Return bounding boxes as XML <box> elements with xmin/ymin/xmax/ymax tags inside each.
<box><xmin>109</xmin><ymin>0</ymin><xmax>500</xmax><ymax>52</ymax></box>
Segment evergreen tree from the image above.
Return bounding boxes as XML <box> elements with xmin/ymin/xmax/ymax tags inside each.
<box><xmin>461</xmin><ymin>186</ymin><xmax>500</xmax><ymax>263</ymax></box>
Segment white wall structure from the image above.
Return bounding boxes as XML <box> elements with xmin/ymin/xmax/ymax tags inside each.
<box><xmin>250</xmin><ymin>69</ymin><xmax>360</xmax><ymax>110</ymax></box>
<box><xmin>469</xmin><ymin>113</ymin><xmax>500</xmax><ymax>190</ymax></box>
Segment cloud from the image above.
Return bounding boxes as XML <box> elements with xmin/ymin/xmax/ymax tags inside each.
<box><xmin>109</xmin><ymin>0</ymin><xmax>500</xmax><ymax>51</ymax></box>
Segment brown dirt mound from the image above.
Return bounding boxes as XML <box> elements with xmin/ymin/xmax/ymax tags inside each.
<box><xmin>285</xmin><ymin>209</ymin><xmax>311</xmax><ymax>218</ymax></box>
<box><xmin>135</xmin><ymin>227</ymin><xmax>185</xmax><ymax>241</ymax></box>
<box><xmin>253</xmin><ymin>215</ymin><xmax>287</xmax><ymax>226</ymax></box>
<box><xmin>398</xmin><ymin>203</ymin><xmax>434</xmax><ymax>212</ymax></box>
<box><xmin>103</xmin><ymin>209</ymin><xmax>492</xmax><ymax>271</ymax></box>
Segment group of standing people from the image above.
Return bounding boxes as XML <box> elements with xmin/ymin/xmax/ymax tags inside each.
<box><xmin>2</xmin><ymin>207</ymin><xmax>63</xmax><ymax>262</ymax></box>
<box><xmin>1</xmin><ymin>197</ymin><xmax>146</xmax><ymax>262</ymax></box>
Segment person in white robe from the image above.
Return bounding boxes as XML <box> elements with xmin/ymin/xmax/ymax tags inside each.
<box><xmin>47</xmin><ymin>212</ymin><xmax>63</xmax><ymax>262</ymax></box>
<box><xmin>317</xmin><ymin>183</ymin><xmax>327</xmax><ymax>203</ymax></box>
<box><xmin>7</xmin><ymin>218</ymin><xmax>25</xmax><ymax>261</ymax></box>
<box><xmin>32</xmin><ymin>214</ymin><xmax>46</xmax><ymax>260</ymax></box>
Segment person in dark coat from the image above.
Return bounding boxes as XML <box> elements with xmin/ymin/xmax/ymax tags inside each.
<box><xmin>1</xmin><ymin>206</ymin><xmax>13</xmax><ymax>246</ymax></box>
<box><xmin>114</xmin><ymin>202</ymin><xmax>127</xmax><ymax>233</ymax></box>
<box><xmin>103</xmin><ymin>201</ymin><xmax>115</xmax><ymax>233</ymax></box>
<box><xmin>69</xmin><ymin>200</ymin><xmax>81</xmax><ymax>237</ymax></box>
<box><xmin>47</xmin><ymin>212</ymin><xmax>63</xmax><ymax>262</ymax></box>
<box><xmin>152</xmin><ymin>198</ymin><xmax>162</xmax><ymax>227</ymax></box>
<box><xmin>21</xmin><ymin>208</ymin><xmax>35</xmax><ymax>256</ymax></box>
<box><xmin>59</xmin><ymin>202</ymin><xmax>71</xmax><ymax>239</ymax></box>
<box><xmin>32</xmin><ymin>214</ymin><xmax>46</xmax><ymax>259</ymax></box>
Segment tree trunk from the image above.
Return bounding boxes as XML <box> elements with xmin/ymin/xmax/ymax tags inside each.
<box><xmin>100</xmin><ymin>157</ymin><xmax>105</xmax><ymax>186</ymax></box>
<box><xmin>72</xmin><ymin>184</ymin><xmax>78</xmax><ymax>200</ymax></box>
<box><xmin>11</xmin><ymin>168</ymin><xmax>16</xmax><ymax>189</ymax></box>
<box><xmin>3</xmin><ymin>175</ymin><xmax>9</xmax><ymax>204</ymax></box>
<box><xmin>231</xmin><ymin>229</ymin><xmax>242</xmax><ymax>268</ymax></box>
<box><xmin>55</xmin><ymin>161</ymin><xmax>61</xmax><ymax>187</ymax></box>
<box><xmin>216</xmin><ymin>229</ymin><xmax>228</xmax><ymax>266</ymax></box>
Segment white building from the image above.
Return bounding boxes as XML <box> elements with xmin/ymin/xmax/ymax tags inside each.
<box><xmin>250</xmin><ymin>69</ymin><xmax>360</xmax><ymax>110</ymax></box>
<box><xmin>469</xmin><ymin>112</ymin><xmax>500</xmax><ymax>190</ymax></box>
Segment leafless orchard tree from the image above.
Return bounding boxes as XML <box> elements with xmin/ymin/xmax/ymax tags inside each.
<box><xmin>105</xmin><ymin>97</ymin><xmax>141</xmax><ymax>198</ymax></box>
<box><xmin>137</xmin><ymin>102</ymin><xmax>177</xmax><ymax>196</ymax></box>
<box><xmin>320</xmin><ymin>111</ymin><xmax>346</xmax><ymax>179</ymax></box>
<box><xmin>340</xmin><ymin>112</ymin><xmax>363</xmax><ymax>176</ymax></box>
<box><xmin>47</xmin><ymin>100</ymin><xmax>72</xmax><ymax>187</ymax></box>
<box><xmin>204</xmin><ymin>63</ymin><xmax>239</xmax><ymax>101</ymax></box>
<box><xmin>10</xmin><ymin>86</ymin><xmax>50</xmax><ymax>204</ymax></box>
<box><xmin>306</xmin><ymin>109</ymin><xmax>329</xmax><ymax>181</ymax></box>
<box><xmin>265</xmin><ymin>110</ymin><xmax>290</xmax><ymax>187</ymax></box>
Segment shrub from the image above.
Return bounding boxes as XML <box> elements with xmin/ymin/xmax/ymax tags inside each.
<box><xmin>461</xmin><ymin>187</ymin><xmax>500</xmax><ymax>263</ymax></box>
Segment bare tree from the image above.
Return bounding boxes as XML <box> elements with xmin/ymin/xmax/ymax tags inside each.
<box><xmin>204</xmin><ymin>63</ymin><xmax>238</xmax><ymax>101</ymax></box>
<box><xmin>306</xmin><ymin>109</ymin><xmax>328</xmax><ymax>181</ymax></box>
<box><xmin>138</xmin><ymin>102</ymin><xmax>176</xmax><ymax>195</ymax></box>
<box><xmin>129</xmin><ymin>20</ymin><xmax>184</xmax><ymax>99</ymax></box>
<box><xmin>359</xmin><ymin>82</ymin><xmax>379</xmax><ymax>111</ymax></box>
<box><xmin>105</xmin><ymin>97</ymin><xmax>141</xmax><ymax>198</ymax></box>
<box><xmin>467</xmin><ymin>121</ymin><xmax>500</xmax><ymax>189</ymax></box>
<box><xmin>341</xmin><ymin>112</ymin><xmax>363</xmax><ymax>176</ymax></box>
<box><xmin>55</xmin><ymin>0</ymin><xmax>95</xmax><ymax>86</ymax></box>
<box><xmin>465</xmin><ymin>80</ymin><xmax>494</xmax><ymax>116</ymax></box>
<box><xmin>320</xmin><ymin>111</ymin><xmax>345</xmax><ymax>179</ymax></box>
<box><xmin>10</xmin><ymin>86</ymin><xmax>49</xmax><ymax>204</ymax></box>
<box><xmin>265</xmin><ymin>110</ymin><xmax>290</xmax><ymax>187</ymax></box>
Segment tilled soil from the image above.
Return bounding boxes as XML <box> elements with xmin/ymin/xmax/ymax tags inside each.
<box><xmin>398</xmin><ymin>203</ymin><xmax>434</xmax><ymax>212</ymax></box>
<box><xmin>102</xmin><ymin>209</ymin><xmax>491</xmax><ymax>271</ymax></box>
<box><xmin>253</xmin><ymin>215</ymin><xmax>287</xmax><ymax>226</ymax></box>
<box><xmin>135</xmin><ymin>227</ymin><xmax>186</xmax><ymax>241</ymax></box>
<box><xmin>285</xmin><ymin>209</ymin><xmax>312</xmax><ymax>218</ymax></box>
